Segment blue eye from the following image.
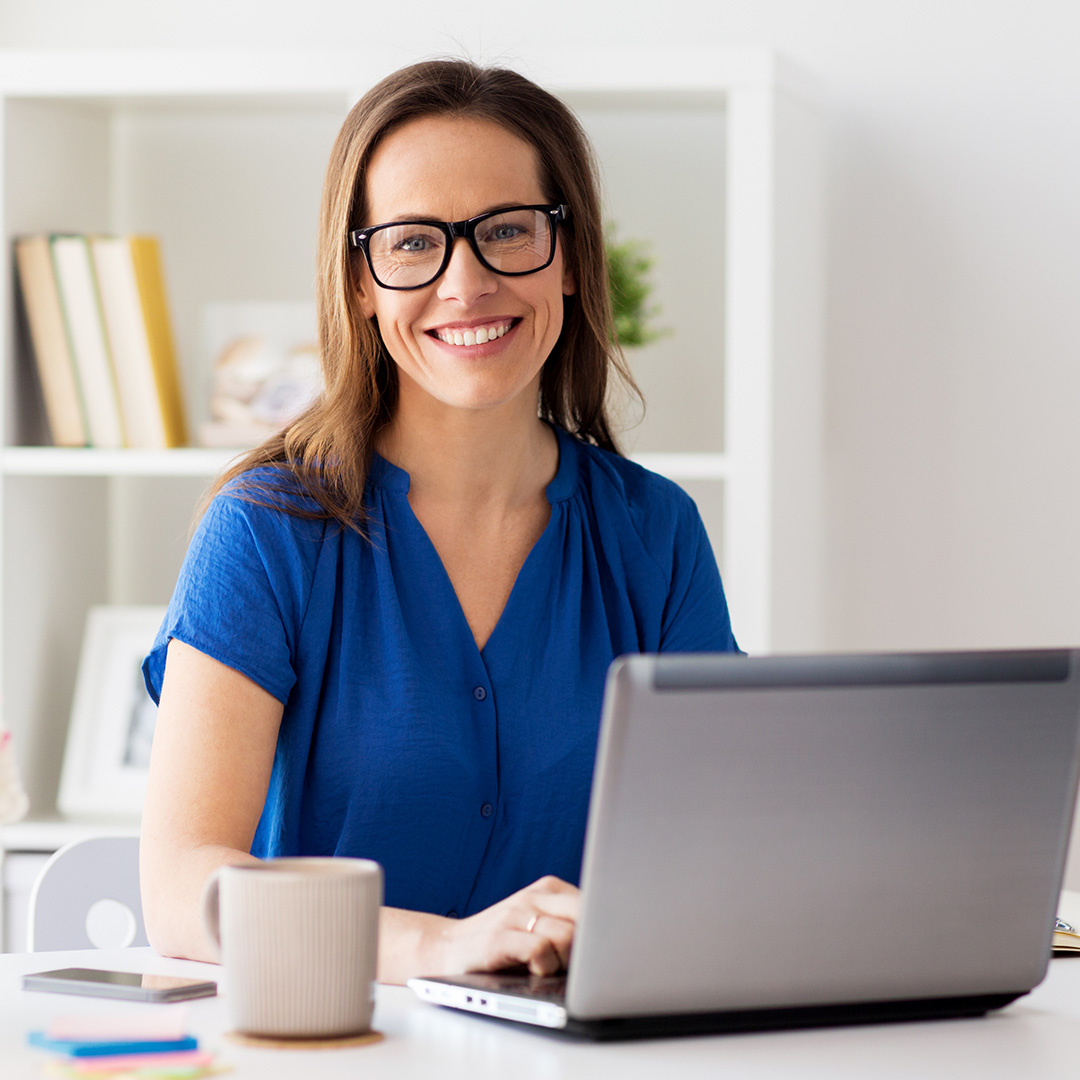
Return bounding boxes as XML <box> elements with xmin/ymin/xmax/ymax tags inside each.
<box><xmin>395</xmin><ymin>234</ymin><xmax>436</xmax><ymax>254</ymax></box>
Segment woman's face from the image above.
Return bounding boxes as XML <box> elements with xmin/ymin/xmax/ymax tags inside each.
<box><xmin>355</xmin><ymin>113</ymin><xmax>575</xmax><ymax>420</ymax></box>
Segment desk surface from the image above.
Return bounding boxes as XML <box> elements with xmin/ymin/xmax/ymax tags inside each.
<box><xmin>3</xmin><ymin>948</ymin><xmax>1080</xmax><ymax>1079</ymax></box>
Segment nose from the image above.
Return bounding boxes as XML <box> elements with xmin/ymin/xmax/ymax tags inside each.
<box><xmin>436</xmin><ymin>237</ymin><xmax>497</xmax><ymax>303</ymax></box>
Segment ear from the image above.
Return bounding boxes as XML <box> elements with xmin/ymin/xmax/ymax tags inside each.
<box><xmin>356</xmin><ymin>281</ymin><xmax>377</xmax><ymax>320</ymax></box>
<box><xmin>352</xmin><ymin>251</ymin><xmax>378</xmax><ymax>319</ymax></box>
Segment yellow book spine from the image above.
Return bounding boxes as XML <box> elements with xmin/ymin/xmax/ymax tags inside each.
<box><xmin>129</xmin><ymin>236</ymin><xmax>188</xmax><ymax>448</ymax></box>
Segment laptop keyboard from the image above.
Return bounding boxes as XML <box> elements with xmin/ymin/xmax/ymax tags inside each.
<box><xmin>445</xmin><ymin>971</ymin><xmax>568</xmax><ymax>1005</ymax></box>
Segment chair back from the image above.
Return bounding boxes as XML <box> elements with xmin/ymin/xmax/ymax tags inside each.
<box><xmin>26</xmin><ymin>835</ymin><xmax>147</xmax><ymax>951</ymax></box>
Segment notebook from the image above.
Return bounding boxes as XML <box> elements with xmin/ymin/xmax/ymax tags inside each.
<box><xmin>409</xmin><ymin>649</ymin><xmax>1080</xmax><ymax>1038</ymax></box>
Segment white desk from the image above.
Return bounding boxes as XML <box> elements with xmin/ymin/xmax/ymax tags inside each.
<box><xmin>3</xmin><ymin>948</ymin><xmax>1080</xmax><ymax>1079</ymax></box>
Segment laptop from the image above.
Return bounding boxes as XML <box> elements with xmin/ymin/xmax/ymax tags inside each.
<box><xmin>409</xmin><ymin>650</ymin><xmax>1080</xmax><ymax>1038</ymax></box>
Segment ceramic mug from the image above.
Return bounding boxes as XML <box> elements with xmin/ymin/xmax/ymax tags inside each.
<box><xmin>202</xmin><ymin>857</ymin><xmax>382</xmax><ymax>1038</ymax></box>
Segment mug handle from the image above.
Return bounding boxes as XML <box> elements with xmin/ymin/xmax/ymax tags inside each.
<box><xmin>200</xmin><ymin>869</ymin><xmax>224</xmax><ymax>962</ymax></box>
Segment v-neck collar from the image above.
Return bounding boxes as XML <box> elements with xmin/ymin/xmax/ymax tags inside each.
<box><xmin>367</xmin><ymin>426</ymin><xmax>579</xmax><ymax>658</ymax></box>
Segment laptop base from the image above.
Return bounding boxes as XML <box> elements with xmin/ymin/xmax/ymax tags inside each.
<box><xmin>409</xmin><ymin>973</ymin><xmax>1025</xmax><ymax>1040</ymax></box>
<box><xmin>559</xmin><ymin>990</ymin><xmax>1026</xmax><ymax>1040</ymax></box>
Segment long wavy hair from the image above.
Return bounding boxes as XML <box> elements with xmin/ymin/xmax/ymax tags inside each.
<box><xmin>204</xmin><ymin>59</ymin><xmax>641</xmax><ymax>531</ymax></box>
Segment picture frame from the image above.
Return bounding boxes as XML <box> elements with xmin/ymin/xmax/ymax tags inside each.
<box><xmin>57</xmin><ymin>605</ymin><xmax>167</xmax><ymax>817</ymax></box>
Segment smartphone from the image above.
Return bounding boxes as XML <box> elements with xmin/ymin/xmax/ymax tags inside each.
<box><xmin>23</xmin><ymin>967</ymin><xmax>217</xmax><ymax>1003</ymax></box>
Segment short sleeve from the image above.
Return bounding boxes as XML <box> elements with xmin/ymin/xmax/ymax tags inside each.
<box><xmin>142</xmin><ymin>488</ymin><xmax>322</xmax><ymax>706</ymax></box>
<box><xmin>657</xmin><ymin>493</ymin><xmax>740</xmax><ymax>654</ymax></box>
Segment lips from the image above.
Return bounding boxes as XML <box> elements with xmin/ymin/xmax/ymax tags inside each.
<box><xmin>429</xmin><ymin>319</ymin><xmax>518</xmax><ymax>347</ymax></box>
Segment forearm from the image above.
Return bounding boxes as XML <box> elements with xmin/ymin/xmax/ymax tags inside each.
<box><xmin>140</xmin><ymin>841</ymin><xmax>261</xmax><ymax>962</ymax></box>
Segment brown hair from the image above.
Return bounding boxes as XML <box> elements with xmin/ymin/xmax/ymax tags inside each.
<box><xmin>205</xmin><ymin>58</ymin><xmax>640</xmax><ymax>531</ymax></box>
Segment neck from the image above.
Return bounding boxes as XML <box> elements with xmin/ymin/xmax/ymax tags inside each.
<box><xmin>376</xmin><ymin>386</ymin><xmax>558</xmax><ymax>513</ymax></box>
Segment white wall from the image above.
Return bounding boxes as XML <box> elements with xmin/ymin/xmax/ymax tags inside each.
<box><xmin>3</xmin><ymin>0</ymin><xmax>1080</xmax><ymax>654</ymax></box>
<box><xmin>6</xmin><ymin>1</ymin><xmax>1080</xmax><ymax>887</ymax></box>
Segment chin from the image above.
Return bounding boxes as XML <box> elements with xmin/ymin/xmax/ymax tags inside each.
<box><xmin>427</xmin><ymin>375</ymin><xmax>540</xmax><ymax>413</ymax></box>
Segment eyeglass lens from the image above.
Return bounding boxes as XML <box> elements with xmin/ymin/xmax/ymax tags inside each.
<box><xmin>367</xmin><ymin>208</ymin><xmax>554</xmax><ymax>288</ymax></box>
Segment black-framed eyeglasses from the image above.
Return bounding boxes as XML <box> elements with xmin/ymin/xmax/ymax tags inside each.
<box><xmin>348</xmin><ymin>203</ymin><xmax>570</xmax><ymax>291</ymax></box>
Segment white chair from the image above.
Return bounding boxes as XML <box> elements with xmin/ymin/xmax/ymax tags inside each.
<box><xmin>26</xmin><ymin>836</ymin><xmax>148</xmax><ymax>952</ymax></box>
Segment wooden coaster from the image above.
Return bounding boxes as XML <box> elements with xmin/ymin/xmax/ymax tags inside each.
<box><xmin>225</xmin><ymin>1029</ymin><xmax>384</xmax><ymax>1050</ymax></box>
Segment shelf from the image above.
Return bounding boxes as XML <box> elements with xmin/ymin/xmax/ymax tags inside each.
<box><xmin>1</xmin><ymin>815</ymin><xmax>139</xmax><ymax>854</ymax></box>
<box><xmin>630</xmin><ymin>454</ymin><xmax>729</xmax><ymax>482</ymax></box>
<box><xmin>0</xmin><ymin>48</ymin><xmax>819</xmax><ymax>102</ymax></box>
<box><xmin>0</xmin><ymin>50</ymin><xmax>369</xmax><ymax>100</ymax></box>
<box><xmin>0</xmin><ymin>447</ymin><xmax>729</xmax><ymax>482</ymax></box>
<box><xmin>0</xmin><ymin>447</ymin><xmax>243</xmax><ymax>477</ymax></box>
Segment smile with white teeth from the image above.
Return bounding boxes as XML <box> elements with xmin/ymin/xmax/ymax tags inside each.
<box><xmin>433</xmin><ymin>322</ymin><xmax>512</xmax><ymax>347</ymax></box>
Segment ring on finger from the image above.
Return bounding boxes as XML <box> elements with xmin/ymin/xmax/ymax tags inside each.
<box><xmin>525</xmin><ymin>914</ymin><xmax>539</xmax><ymax>934</ymax></box>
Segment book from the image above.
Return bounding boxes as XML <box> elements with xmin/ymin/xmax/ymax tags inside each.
<box><xmin>129</xmin><ymin>236</ymin><xmax>188</xmax><ymax>448</ymax></box>
<box><xmin>90</xmin><ymin>236</ymin><xmax>187</xmax><ymax>449</ymax></box>
<box><xmin>13</xmin><ymin>236</ymin><xmax>88</xmax><ymax>447</ymax></box>
<box><xmin>89</xmin><ymin>236</ymin><xmax>167</xmax><ymax>449</ymax></box>
<box><xmin>50</xmin><ymin>235</ymin><xmax>125</xmax><ymax>448</ymax></box>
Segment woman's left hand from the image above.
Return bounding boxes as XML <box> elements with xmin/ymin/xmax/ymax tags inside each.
<box><xmin>378</xmin><ymin>876</ymin><xmax>580</xmax><ymax>984</ymax></box>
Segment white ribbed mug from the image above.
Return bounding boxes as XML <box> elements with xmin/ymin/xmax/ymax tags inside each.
<box><xmin>201</xmin><ymin>857</ymin><xmax>382</xmax><ymax>1038</ymax></box>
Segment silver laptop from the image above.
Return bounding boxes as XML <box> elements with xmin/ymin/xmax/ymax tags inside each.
<box><xmin>409</xmin><ymin>650</ymin><xmax>1080</xmax><ymax>1038</ymax></box>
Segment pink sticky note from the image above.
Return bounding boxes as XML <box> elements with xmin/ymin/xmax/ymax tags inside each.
<box><xmin>65</xmin><ymin>1049</ymin><xmax>214</xmax><ymax>1074</ymax></box>
<box><xmin>47</xmin><ymin>1009</ymin><xmax>190</xmax><ymax>1042</ymax></box>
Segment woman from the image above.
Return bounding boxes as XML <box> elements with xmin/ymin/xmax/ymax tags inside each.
<box><xmin>140</xmin><ymin>59</ymin><xmax>738</xmax><ymax>984</ymax></box>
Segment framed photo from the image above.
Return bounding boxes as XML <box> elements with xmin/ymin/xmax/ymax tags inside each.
<box><xmin>58</xmin><ymin>605</ymin><xmax>167</xmax><ymax>817</ymax></box>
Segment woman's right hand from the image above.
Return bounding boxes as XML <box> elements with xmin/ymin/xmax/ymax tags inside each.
<box><xmin>380</xmin><ymin>875</ymin><xmax>580</xmax><ymax>984</ymax></box>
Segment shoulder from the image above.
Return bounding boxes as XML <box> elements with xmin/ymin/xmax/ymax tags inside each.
<box><xmin>202</xmin><ymin>466</ymin><xmax>335</xmax><ymax>536</ymax></box>
<box><xmin>559</xmin><ymin>428</ymin><xmax>701</xmax><ymax>525</ymax></box>
<box><xmin>553</xmin><ymin>428</ymin><xmax>737</xmax><ymax>653</ymax></box>
<box><xmin>191</xmin><ymin>467</ymin><xmax>342</xmax><ymax>586</ymax></box>
<box><xmin>555</xmin><ymin>427</ymin><xmax>710</xmax><ymax>581</ymax></box>
<box><xmin>216</xmin><ymin>465</ymin><xmax>327</xmax><ymax>517</ymax></box>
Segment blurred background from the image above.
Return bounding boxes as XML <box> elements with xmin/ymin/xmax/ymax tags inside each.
<box><xmin>4</xmin><ymin>0</ymin><xmax>1076</xmax><ymax>655</ymax></box>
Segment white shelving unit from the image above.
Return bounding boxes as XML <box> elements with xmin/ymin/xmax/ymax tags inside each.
<box><xmin>0</xmin><ymin>50</ymin><xmax>824</xmax><ymax>938</ymax></box>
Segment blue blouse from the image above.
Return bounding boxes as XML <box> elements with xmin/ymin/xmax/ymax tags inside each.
<box><xmin>144</xmin><ymin>426</ymin><xmax>738</xmax><ymax>917</ymax></box>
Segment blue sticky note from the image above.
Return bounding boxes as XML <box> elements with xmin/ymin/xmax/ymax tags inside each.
<box><xmin>28</xmin><ymin>1031</ymin><xmax>198</xmax><ymax>1057</ymax></box>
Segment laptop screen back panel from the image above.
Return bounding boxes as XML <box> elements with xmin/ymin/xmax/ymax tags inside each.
<box><xmin>568</xmin><ymin>651</ymin><xmax>1080</xmax><ymax>1021</ymax></box>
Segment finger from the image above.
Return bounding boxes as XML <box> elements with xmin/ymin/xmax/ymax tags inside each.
<box><xmin>527</xmin><ymin>875</ymin><xmax>579</xmax><ymax>896</ymax></box>
<box><xmin>529</xmin><ymin>893</ymin><xmax>580</xmax><ymax>925</ymax></box>
<box><xmin>527</xmin><ymin>914</ymin><xmax>574</xmax><ymax>971</ymax></box>
<box><xmin>513</xmin><ymin>929</ymin><xmax>563</xmax><ymax>977</ymax></box>
<box><xmin>524</xmin><ymin>884</ymin><xmax>581</xmax><ymax>924</ymax></box>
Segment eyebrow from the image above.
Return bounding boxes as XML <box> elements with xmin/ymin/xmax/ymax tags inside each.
<box><xmin>371</xmin><ymin>202</ymin><xmax>538</xmax><ymax>226</ymax></box>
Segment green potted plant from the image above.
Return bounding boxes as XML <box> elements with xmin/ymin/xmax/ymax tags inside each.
<box><xmin>606</xmin><ymin>227</ymin><xmax>666</xmax><ymax>348</ymax></box>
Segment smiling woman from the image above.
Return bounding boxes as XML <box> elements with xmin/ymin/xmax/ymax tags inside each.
<box><xmin>138</xmin><ymin>59</ymin><xmax>740</xmax><ymax>985</ymax></box>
